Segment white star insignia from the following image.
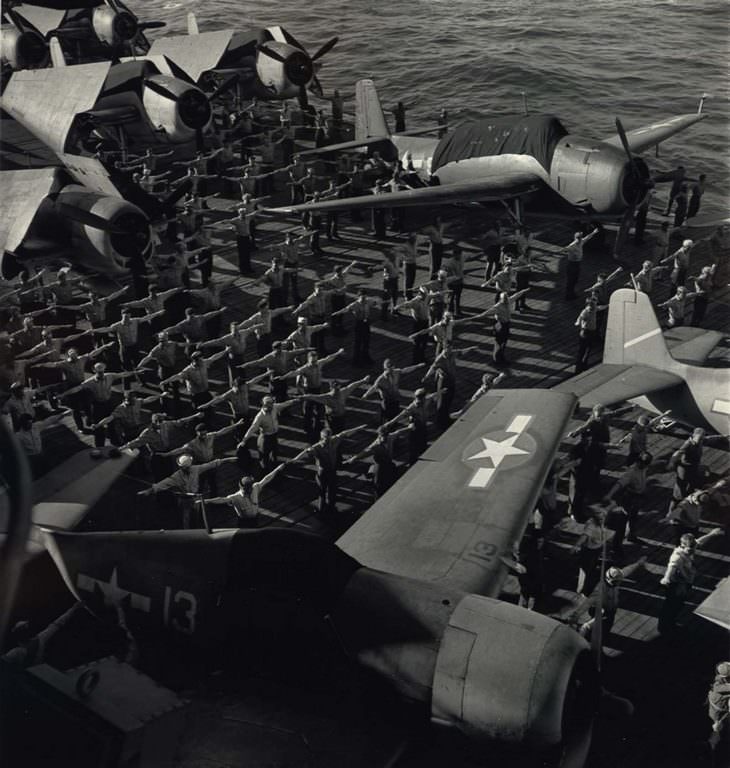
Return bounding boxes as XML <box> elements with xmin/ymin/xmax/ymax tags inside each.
<box><xmin>466</xmin><ymin>434</ymin><xmax>528</xmax><ymax>468</ymax></box>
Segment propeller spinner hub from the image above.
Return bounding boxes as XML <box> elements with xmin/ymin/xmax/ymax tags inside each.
<box><xmin>284</xmin><ymin>50</ymin><xmax>313</xmax><ymax>86</ymax></box>
<box><xmin>621</xmin><ymin>156</ymin><xmax>652</xmax><ymax>207</ymax></box>
<box><xmin>177</xmin><ymin>89</ymin><xmax>212</xmax><ymax>130</ymax></box>
<box><xmin>112</xmin><ymin>10</ymin><xmax>138</xmax><ymax>42</ymax></box>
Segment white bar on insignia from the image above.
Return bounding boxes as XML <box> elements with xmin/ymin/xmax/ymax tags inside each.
<box><xmin>711</xmin><ymin>400</ymin><xmax>730</xmax><ymax>415</ymax></box>
<box><xmin>469</xmin><ymin>468</ymin><xmax>495</xmax><ymax>488</ymax></box>
<box><xmin>131</xmin><ymin>594</ymin><xmax>152</xmax><ymax>612</ymax></box>
<box><xmin>506</xmin><ymin>414</ymin><xmax>531</xmax><ymax>434</ymax></box>
<box><xmin>624</xmin><ymin>328</ymin><xmax>661</xmax><ymax>349</ymax></box>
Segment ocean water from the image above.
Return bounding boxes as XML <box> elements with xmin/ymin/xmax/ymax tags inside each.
<box><xmin>137</xmin><ymin>0</ymin><xmax>729</xmax><ymax>217</ymax></box>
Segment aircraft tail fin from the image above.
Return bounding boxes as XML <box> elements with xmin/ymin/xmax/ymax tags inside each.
<box><xmin>187</xmin><ymin>12</ymin><xmax>199</xmax><ymax>35</ymax></box>
<box><xmin>355</xmin><ymin>79</ymin><xmax>390</xmax><ymax>142</ymax></box>
<box><xmin>49</xmin><ymin>37</ymin><xmax>66</xmax><ymax>67</ymax></box>
<box><xmin>604</xmin><ymin>288</ymin><xmax>671</xmax><ymax>367</ymax></box>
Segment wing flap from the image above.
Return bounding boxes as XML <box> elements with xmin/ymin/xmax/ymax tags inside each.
<box><xmin>1</xmin><ymin>62</ymin><xmax>111</xmax><ymax>154</ymax></box>
<box><xmin>553</xmin><ymin>363</ymin><xmax>684</xmax><ymax>407</ymax></box>
<box><xmin>337</xmin><ymin>389</ymin><xmax>576</xmax><ymax>597</ymax></box>
<box><xmin>267</xmin><ymin>173</ymin><xmax>543</xmax><ymax>215</ymax></box>
<box><xmin>0</xmin><ymin>168</ymin><xmax>58</xmax><ymax>254</ymax></box>
<box><xmin>603</xmin><ymin>113</ymin><xmax>706</xmax><ymax>154</ymax></box>
<box><xmin>148</xmin><ymin>30</ymin><xmax>234</xmax><ymax>81</ymax></box>
<box><xmin>664</xmin><ymin>328</ymin><xmax>723</xmax><ymax>365</ymax></box>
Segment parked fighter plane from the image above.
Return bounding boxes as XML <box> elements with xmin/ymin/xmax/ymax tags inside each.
<box><xmin>147</xmin><ymin>14</ymin><xmax>338</xmax><ymax>108</ymax></box>
<box><xmin>42</xmin><ymin>388</ymin><xmax>603</xmax><ymax>765</ymax></box>
<box><xmin>0</xmin><ymin>166</ymin><xmax>150</xmax><ymax>278</ymax></box>
<box><xmin>555</xmin><ymin>288</ymin><xmax>730</xmax><ymax>434</ymax></box>
<box><xmin>0</xmin><ymin>0</ymin><xmax>164</xmax><ymax>66</ymax></box>
<box><xmin>1</xmin><ymin>56</ymin><xmax>213</xmax><ymax>159</ymax></box>
<box><xmin>268</xmin><ymin>79</ymin><xmax>706</xmax><ymax>224</ymax></box>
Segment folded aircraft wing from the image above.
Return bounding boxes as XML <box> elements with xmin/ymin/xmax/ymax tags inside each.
<box><xmin>695</xmin><ymin>577</ymin><xmax>730</xmax><ymax>630</ymax></box>
<box><xmin>268</xmin><ymin>173</ymin><xmax>543</xmax><ymax>215</ymax></box>
<box><xmin>1</xmin><ymin>62</ymin><xmax>111</xmax><ymax>153</ymax></box>
<box><xmin>553</xmin><ymin>363</ymin><xmax>684</xmax><ymax>408</ymax></box>
<box><xmin>0</xmin><ymin>169</ymin><xmax>58</xmax><ymax>255</ymax></box>
<box><xmin>602</xmin><ymin>112</ymin><xmax>706</xmax><ymax>155</ymax></box>
<box><xmin>337</xmin><ymin>389</ymin><xmax>576</xmax><ymax>597</ymax></box>
<box><xmin>0</xmin><ymin>448</ymin><xmax>136</xmax><ymax>557</ymax></box>
<box><xmin>148</xmin><ymin>30</ymin><xmax>235</xmax><ymax>82</ymax></box>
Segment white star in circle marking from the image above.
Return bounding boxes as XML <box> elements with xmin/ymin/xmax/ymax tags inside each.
<box><xmin>467</xmin><ymin>434</ymin><xmax>528</xmax><ymax>469</ymax></box>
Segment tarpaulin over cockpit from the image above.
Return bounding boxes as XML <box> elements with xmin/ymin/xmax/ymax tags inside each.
<box><xmin>431</xmin><ymin>114</ymin><xmax>568</xmax><ymax>174</ymax></box>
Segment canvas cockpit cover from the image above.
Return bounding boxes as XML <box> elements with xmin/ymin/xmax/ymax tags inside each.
<box><xmin>432</xmin><ymin>114</ymin><xmax>568</xmax><ymax>174</ymax></box>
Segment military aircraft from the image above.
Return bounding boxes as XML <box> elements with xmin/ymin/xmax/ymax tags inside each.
<box><xmin>267</xmin><ymin>79</ymin><xmax>707</xmax><ymax>225</ymax></box>
<box><xmin>0</xmin><ymin>0</ymin><xmax>165</xmax><ymax>68</ymax></box>
<box><xmin>1</xmin><ymin>445</ymin><xmax>136</xmax><ymax>629</ymax></box>
<box><xmin>0</xmin><ymin>5</ymin><xmax>50</xmax><ymax>74</ymax></box>
<box><xmin>0</xmin><ymin>165</ymin><xmax>152</xmax><ymax>278</ymax></box>
<box><xmin>147</xmin><ymin>14</ymin><xmax>338</xmax><ymax>109</ymax></box>
<box><xmin>1</xmin><ymin>55</ymin><xmax>213</xmax><ymax>159</ymax></box>
<box><xmin>42</xmin><ymin>388</ymin><xmax>605</xmax><ymax>765</ymax></box>
<box><xmin>554</xmin><ymin>288</ymin><xmax>730</xmax><ymax>434</ymax></box>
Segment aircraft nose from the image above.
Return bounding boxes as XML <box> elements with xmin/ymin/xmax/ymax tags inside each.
<box><xmin>177</xmin><ymin>89</ymin><xmax>212</xmax><ymax>130</ymax></box>
<box><xmin>621</xmin><ymin>156</ymin><xmax>652</xmax><ymax>208</ymax></box>
<box><xmin>284</xmin><ymin>50</ymin><xmax>313</xmax><ymax>86</ymax></box>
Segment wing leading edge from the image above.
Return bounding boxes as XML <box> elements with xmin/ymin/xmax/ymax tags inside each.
<box><xmin>337</xmin><ymin>389</ymin><xmax>576</xmax><ymax>597</ymax></box>
<box><xmin>603</xmin><ymin>112</ymin><xmax>707</xmax><ymax>155</ymax></box>
<box><xmin>267</xmin><ymin>172</ymin><xmax>543</xmax><ymax>215</ymax></box>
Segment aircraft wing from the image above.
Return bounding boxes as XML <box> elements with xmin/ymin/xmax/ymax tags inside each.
<box><xmin>13</xmin><ymin>4</ymin><xmax>67</xmax><ymax>34</ymax></box>
<box><xmin>664</xmin><ymin>327</ymin><xmax>724</xmax><ymax>366</ymax></box>
<box><xmin>602</xmin><ymin>112</ymin><xmax>706</xmax><ymax>155</ymax></box>
<box><xmin>57</xmin><ymin>153</ymin><xmax>121</xmax><ymax>197</ymax></box>
<box><xmin>0</xmin><ymin>169</ymin><xmax>58</xmax><ymax>255</ymax></box>
<box><xmin>553</xmin><ymin>363</ymin><xmax>684</xmax><ymax>408</ymax></box>
<box><xmin>0</xmin><ymin>448</ymin><xmax>136</xmax><ymax>556</ymax></box>
<box><xmin>695</xmin><ymin>577</ymin><xmax>730</xmax><ymax>630</ymax></box>
<box><xmin>337</xmin><ymin>389</ymin><xmax>576</xmax><ymax>597</ymax></box>
<box><xmin>1</xmin><ymin>62</ymin><xmax>111</xmax><ymax>154</ymax></box>
<box><xmin>267</xmin><ymin>173</ymin><xmax>543</xmax><ymax>215</ymax></box>
<box><xmin>148</xmin><ymin>30</ymin><xmax>235</xmax><ymax>82</ymax></box>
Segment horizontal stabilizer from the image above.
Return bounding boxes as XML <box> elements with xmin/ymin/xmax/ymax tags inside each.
<box><xmin>553</xmin><ymin>363</ymin><xmax>683</xmax><ymax>408</ymax></box>
<box><xmin>296</xmin><ymin>137</ymin><xmax>390</xmax><ymax>157</ymax></box>
<box><xmin>664</xmin><ymin>327</ymin><xmax>723</xmax><ymax>365</ymax></box>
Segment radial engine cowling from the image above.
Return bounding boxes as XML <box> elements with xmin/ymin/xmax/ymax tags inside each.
<box><xmin>55</xmin><ymin>187</ymin><xmax>151</xmax><ymax>274</ymax></box>
<box><xmin>333</xmin><ymin>569</ymin><xmax>599</xmax><ymax>755</ymax></box>
<box><xmin>0</xmin><ymin>25</ymin><xmax>48</xmax><ymax>70</ymax></box>
<box><xmin>256</xmin><ymin>41</ymin><xmax>313</xmax><ymax>98</ymax></box>
<box><xmin>92</xmin><ymin>5</ymin><xmax>138</xmax><ymax>45</ymax></box>
<box><xmin>431</xmin><ymin>595</ymin><xmax>598</xmax><ymax>749</ymax></box>
<box><xmin>142</xmin><ymin>75</ymin><xmax>211</xmax><ymax>143</ymax></box>
<box><xmin>549</xmin><ymin>135</ymin><xmax>650</xmax><ymax>214</ymax></box>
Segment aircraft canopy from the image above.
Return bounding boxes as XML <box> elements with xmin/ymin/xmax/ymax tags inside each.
<box><xmin>432</xmin><ymin>114</ymin><xmax>568</xmax><ymax>174</ymax></box>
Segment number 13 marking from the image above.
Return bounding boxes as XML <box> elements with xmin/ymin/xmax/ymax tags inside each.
<box><xmin>163</xmin><ymin>587</ymin><xmax>197</xmax><ymax>635</ymax></box>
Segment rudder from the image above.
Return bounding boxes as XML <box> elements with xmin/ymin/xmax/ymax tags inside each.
<box><xmin>355</xmin><ymin>79</ymin><xmax>390</xmax><ymax>142</ymax></box>
<box><xmin>604</xmin><ymin>288</ymin><xmax>670</xmax><ymax>367</ymax></box>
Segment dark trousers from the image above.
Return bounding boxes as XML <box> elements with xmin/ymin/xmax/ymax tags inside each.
<box><xmin>658</xmin><ymin>581</ymin><xmax>690</xmax><ymax>633</ymax></box>
<box><xmin>270</xmin><ymin>377</ymin><xmax>287</xmax><ymax>403</ymax></box>
<box><xmin>237</xmin><ymin>236</ymin><xmax>253</xmax><ymax>275</ymax></box>
<box><xmin>412</xmin><ymin>318</ymin><xmax>428</xmax><ymax>364</ymax></box>
<box><xmin>429</xmin><ymin>242</ymin><xmax>443</xmax><ymax>278</ymax></box>
<box><xmin>326</xmin><ymin>212</ymin><xmax>339</xmax><ymax>239</ymax></box>
<box><xmin>380</xmin><ymin>399</ymin><xmax>400</xmax><ymax>425</ymax></box>
<box><xmin>330</xmin><ymin>294</ymin><xmax>346</xmax><ymax>334</ymax></box>
<box><xmin>575</xmin><ymin>329</ymin><xmax>596</xmax><ymax>373</ymax></box>
<box><xmin>256</xmin><ymin>333</ymin><xmax>272</xmax><ymax>356</ymax></box>
<box><xmin>409</xmin><ymin>421</ymin><xmax>428</xmax><ymax>465</ymax></box>
<box><xmin>515</xmin><ymin>271</ymin><xmax>530</xmax><ymax>309</ymax></box>
<box><xmin>256</xmin><ymin>431</ymin><xmax>278</xmax><ymax>471</ymax></box>
<box><xmin>566</xmin><ymin>260</ymin><xmax>581</xmax><ymax>299</ymax></box>
<box><xmin>493</xmin><ymin>321</ymin><xmax>510</xmax><ymax>364</ymax></box>
<box><xmin>404</xmin><ymin>263</ymin><xmax>417</xmax><ymax>298</ymax></box>
<box><xmin>316</xmin><ymin>468</ymin><xmax>338</xmax><ymax>514</ymax></box>
<box><xmin>304</xmin><ymin>398</ymin><xmax>324</xmax><ymax>443</ymax></box>
<box><xmin>382</xmin><ymin>277</ymin><xmax>398</xmax><ymax>317</ymax></box>
<box><xmin>372</xmin><ymin>209</ymin><xmax>386</xmax><ymax>239</ymax></box>
<box><xmin>448</xmin><ymin>280</ymin><xmax>464</xmax><ymax>315</ymax></box>
<box><xmin>691</xmin><ymin>295</ymin><xmax>708</xmax><ymax>326</ymax></box>
<box><xmin>64</xmin><ymin>389</ymin><xmax>88</xmax><ymax>430</ymax></box>
<box><xmin>91</xmin><ymin>399</ymin><xmax>113</xmax><ymax>448</ymax></box>
<box><xmin>353</xmin><ymin>319</ymin><xmax>371</xmax><ymax>364</ymax></box>
<box><xmin>283</xmin><ymin>266</ymin><xmax>301</xmax><ymax>304</ymax></box>
<box><xmin>429</xmin><ymin>300</ymin><xmax>444</xmax><ymax>326</ymax></box>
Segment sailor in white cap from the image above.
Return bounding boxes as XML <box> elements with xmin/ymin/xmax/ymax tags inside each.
<box><xmin>138</xmin><ymin>452</ymin><xmax>237</xmax><ymax>528</ymax></box>
<box><xmin>242</xmin><ymin>394</ymin><xmax>300</xmax><ymax>471</ymax></box>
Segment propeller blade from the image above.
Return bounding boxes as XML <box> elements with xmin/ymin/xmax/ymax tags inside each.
<box><xmin>308</xmin><ymin>74</ymin><xmax>323</xmax><ymax>98</ymax></box>
<box><xmin>143</xmin><ymin>79</ymin><xmax>180</xmax><ymax>102</ymax></box>
<box><xmin>54</xmin><ymin>202</ymin><xmax>127</xmax><ymax>234</ymax></box>
<box><xmin>279</xmin><ymin>27</ymin><xmax>306</xmax><ymax>52</ymax></box>
<box><xmin>298</xmin><ymin>84</ymin><xmax>309</xmax><ymax>111</ymax></box>
<box><xmin>138</xmin><ymin>21</ymin><xmax>166</xmax><ymax>30</ymax></box>
<box><xmin>257</xmin><ymin>44</ymin><xmax>287</xmax><ymax>63</ymax></box>
<box><xmin>311</xmin><ymin>36</ymin><xmax>338</xmax><ymax>62</ymax></box>
<box><xmin>209</xmin><ymin>73</ymin><xmax>239</xmax><ymax>101</ymax></box>
<box><xmin>614</xmin><ymin>117</ymin><xmax>641</xmax><ymax>179</ymax></box>
<box><xmin>195</xmin><ymin>126</ymin><xmax>204</xmax><ymax>152</ymax></box>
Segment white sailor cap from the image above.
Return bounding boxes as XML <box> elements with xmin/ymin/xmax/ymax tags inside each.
<box><xmin>93</xmin><ymin>362</ymin><xmax>106</xmax><ymax>373</ymax></box>
<box><xmin>177</xmin><ymin>454</ymin><xmax>193</xmax><ymax>468</ymax></box>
